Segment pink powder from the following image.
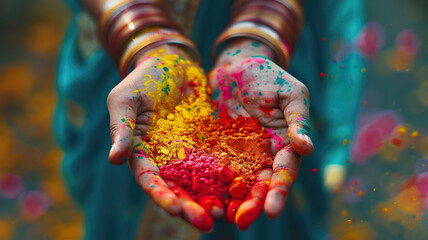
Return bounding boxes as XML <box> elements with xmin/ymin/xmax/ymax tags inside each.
<box><xmin>159</xmin><ymin>149</ymin><xmax>229</xmax><ymax>202</ymax></box>
<box><xmin>231</xmin><ymin>70</ymin><xmax>244</xmax><ymax>88</ymax></box>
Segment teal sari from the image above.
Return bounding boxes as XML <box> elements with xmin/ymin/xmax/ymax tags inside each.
<box><xmin>55</xmin><ymin>0</ymin><xmax>366</xmax><ymax>239</ymax></box>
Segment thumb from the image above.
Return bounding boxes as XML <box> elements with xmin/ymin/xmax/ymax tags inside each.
<box><xmin>107</xmin><ymin>83</ymin><xmax>138</xmax><ymax>165</ymax></box>
<box><xmin>282</xmin><ymin>82</ymin><xmax>314</xmax><ymax>156</ymax></box>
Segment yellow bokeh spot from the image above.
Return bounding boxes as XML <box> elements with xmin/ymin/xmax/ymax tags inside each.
<box><xmin>397</xmin><ymin>126</ymin><xmax>407</xmax><ymax>135</ymax></box>
<box><xmin>342</xmin><ymin>139</ymin><xmax>348</xmax><ymax>146</ymax></box>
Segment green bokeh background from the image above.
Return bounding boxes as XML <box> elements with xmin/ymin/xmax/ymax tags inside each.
<box><xmin>0</xmin><ymin>0</ymin><xmax>427</xmax><ymax>239</ymax></box>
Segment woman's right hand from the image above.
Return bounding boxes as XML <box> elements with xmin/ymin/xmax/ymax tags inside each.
<box><xmin>107</xmin><ymin>45</ymin><xmax>215</xmax><ymax>232</ymax></box>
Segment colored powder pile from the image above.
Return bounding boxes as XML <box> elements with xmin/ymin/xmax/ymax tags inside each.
<box><xmin>139</xmin><ymin>52</ymin><xmax>273</xmax><ymax>203</ymax></box>
<box><xmin>197</xmin><ymin>111</ymin><xmax>273</xmax><ymax>187</ymax></box>
<box><xmin>159</xmin><ymin>149</ymin><xmax>229</xmax><ymax>201</ymax></box>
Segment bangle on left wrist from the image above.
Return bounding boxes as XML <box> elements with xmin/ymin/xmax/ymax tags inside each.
<box><xmin>119</xmin><ymin>29</ymin><xmax>200</xmax><ymax>78</ymax></box>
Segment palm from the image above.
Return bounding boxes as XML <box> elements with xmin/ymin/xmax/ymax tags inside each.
<box><xmin>108</xmin><ymin>52</ymin><xmax>215</xmax><ymax>231</ymax></box>
<box><xmin>210</xmin><ymin>56</ymin><xmax>308</xmax><ymax>154</ymax></box>
<box><xmin>209</xmin><ymin>56</ymin><xmax>313</xmax><ymax>229</ymax></box>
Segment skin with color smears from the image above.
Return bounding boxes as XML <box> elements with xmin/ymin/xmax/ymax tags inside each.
<box><xmin>209</xmin><ymin>39</ymin><xmax>313</xmax><ymax>229</ymax></box>
<box><xmin>108</xmin><ymin>46</ymin><xmax>220</xmax><ymax>231</ymax></box>
<box><xmin>140</xmin><ymin>53</ymin><xmax>274</xmax><ymax>204</ymax></box>
<box><xmin>108</xmin><ymin>39</ymin><xmax>314</xmax><ymax>230</ymax></box>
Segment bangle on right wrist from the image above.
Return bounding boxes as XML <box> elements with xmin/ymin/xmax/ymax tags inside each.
<box><xmin>213</xmin><ymin>22</ymin><xmax>290</xmax><ymax>69</ymax></box>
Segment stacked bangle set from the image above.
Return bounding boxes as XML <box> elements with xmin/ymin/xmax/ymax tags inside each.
<box><xmin>96</xmin><ymin>0</ymin><xmax>304</xmax><ymax>76</ymax></box>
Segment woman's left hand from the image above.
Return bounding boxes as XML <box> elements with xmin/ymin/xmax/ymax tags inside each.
<box><xmin>209</xmin><ymin>39</ymin><xmax>314</xmax><ymax>230</ymax></box>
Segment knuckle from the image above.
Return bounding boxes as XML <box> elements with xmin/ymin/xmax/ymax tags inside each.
<box><xmin>107</xmin><ymin>87</ymin><xmax>119</xmax><ymax>108</ymax></box>
<box><xmin>110</xmin><ymin>123</ymin><xmax>119</xmax><ymax>140</ymax></box>
<box><xmin>297</xmin><ymin>81</ymin><xmax>309</xmax><ymax>94</ymax></box>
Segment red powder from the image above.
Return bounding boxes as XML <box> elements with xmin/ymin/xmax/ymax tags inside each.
<box><xmin>258</xmin><ymin>106</ymin><xmax>274</xmax><ymax>116</ymax></box>
<box><xmin>391</xmin><ymin>138</ymin><xmax>402</xmax><ymax>147</ymax></box>
<box><xmin>196</xmin><ymin>111</ymin><xmax>274</xmax><ymax>188</ymax></box>
<box><xmin>159</xmin><ymin>149</ymin><xmax>229</xmax><ymax>202</ymax></box>
<box><xmin>158</xmin><ymin>110</ymin><xmax>273</xmax><ymax>203</ymax></box>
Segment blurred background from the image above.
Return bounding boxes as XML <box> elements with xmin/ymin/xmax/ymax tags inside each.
<box><xmin>0</xmin><ymin>0</ymin><xmax>427</xmax><ymax>239</ymax></box>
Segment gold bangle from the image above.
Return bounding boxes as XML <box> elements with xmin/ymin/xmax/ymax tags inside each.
<box><xmin>98</xmin><ymin>0</ymin><xmax>165</xmax><ymax>45</ymax></box>
<box><xmin>233</xmin><ymin>8</ymin><xmax>297</xmax><ymax>50</ymax></box>
<box><xmin>119</xmin><ymin>31</ymin><xmax>200</xmax><ymax>78</ymax></box>
<box><xmin>286</xmin><ymin>0</ymin><xmax>304</xmax><ymax>34</ymax></box>
<box><xmin>213</xmin><ymin>27</ymin><xmax>290</xmax><ymax>69</ymax></box>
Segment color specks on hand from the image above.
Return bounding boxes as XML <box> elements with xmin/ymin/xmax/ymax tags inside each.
<box><xmin>140</xmin><ymin>54</ymin><xmax>273</xmax><ymax>204</ymax></box>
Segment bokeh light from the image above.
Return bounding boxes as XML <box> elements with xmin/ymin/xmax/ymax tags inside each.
<box><xmin>0</xmin><ymin>174</ymin><xmax>24</xmax><ymax>199</ymax></box>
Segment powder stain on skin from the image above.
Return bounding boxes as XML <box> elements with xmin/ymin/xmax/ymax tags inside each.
<box><xmin>140</xmin><ymin>53</ymin><xmax>273</xmax><ymax>203</ymax></box>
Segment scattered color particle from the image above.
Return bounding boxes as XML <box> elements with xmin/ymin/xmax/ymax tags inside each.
<box><xmin>322</xmin><ymin>37</ymin><xmax>327</xmax><ymax>42</ymax></box>
<box><xmin>251</xmin><ymin>42</ymin><xmax>261</xmax><ymax>47</ymax></box>
<box><xmin>391</xmin><ymin>138</ymin><xmax>402</xmax><ymax>147</ymax></box>
<box><xmin>411</xmin><ymin>131</ymin><xmax>419</xmax><ymax>138</ymax></box>
<box><xmin>343</xmin><ymin>139</ymin><xmax>348</xmax><ymax>146</ymax></box>
<box><xmin>346</xmin><ymin>220</ymin><xmax>352</xmax><ymax>224</ymax></box>
<box><xmin>212</xmin><ymin>89</ymin><xmax>220</xmax><ymax>100</ymax></box>
<box><xmin>0</xmin><ymin>174</ymin><xmax>24</xmax><ymax>199</ymax></box>
<box><xmin>397</xmin><ymin>126</ymin><xmax>407</xmax><ymax>134</ymax></box>
<box><xmin>320</xmin><ymin>73</ymin><xmax>325</xmax><ymax>77</ymax></box>
<box><xmin>232</xmin><ymin>49</ymin><xmax>241</xmax><ymax>56</ymax></box>
<box><xmin>312</xmin><ymin>168</ymin><xmax>317</xmax><ymax>172</ymax></box>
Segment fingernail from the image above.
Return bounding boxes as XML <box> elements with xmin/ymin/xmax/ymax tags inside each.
<box><xmin>109</xmin><ymin>143</ymin><xmax>117</xmax><ymax>156</ymax></box>
<box><xmin>303</xmin><ymin>134</ymin><xmax>313</xmax><ymax>147</ymax></box>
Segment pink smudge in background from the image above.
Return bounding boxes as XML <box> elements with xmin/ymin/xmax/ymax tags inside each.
<box><xmin>356</xmin><ymin>22</ymin><xmax>386</xmax><ymax>59</ymax></box>
<box><xmin>396</xmin><ymin>29</ymin><xmax>419</xmax><ymax>56</ymax></box>
<box><xmin>0</xmin><ymin>174</ymin><xmax>24</xmax><ymax>199</ymax></box>
<box><xmin>351</xmin><ymin>111</ymin><xmax>401</xmax><ymax>162</ymax></box>
<box><xmin>19</xmin><ymin>190</ymin><xmax>49</xmax><ymax>219</ymax></box>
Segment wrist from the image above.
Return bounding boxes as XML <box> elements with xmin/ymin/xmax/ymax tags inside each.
<box><xmin>135</xmin><ymin>44</ymin><xmax>192</xmax><ymax>66</ymax></box>
<box><xmin>215</xmin><ymin>38</ymin><xmax>275</xmax><ymax>67</ymax></box>
<box><xmin>118</xmin><ymin>29</ymin><xmax>199</xmax><ymax>78</ymax></box>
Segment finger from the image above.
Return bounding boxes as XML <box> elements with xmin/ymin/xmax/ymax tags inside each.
<box><xmin>288</xmin><ymin>121</ymin><xmax>313</xmax><ymax>156</ymax></box>
<box><xmin>107</xmin><ymin>82</ymin><xmax>138</xmax><ymax>165</ymax></box>
<box><xmin>267</xmin><ymin>127</ymin><xmax>289</xmax><ymax>155</ymax></box>
<box><xmin>279</xmin><ymin>75</ymin><xmax>314</xmax><ymax>156</ymax></box>
<box><xmin>129</xmin><ymin>153</ymin><xmax>181</xmax><ymax>216</ymax></box>
<box><xmin>197</xmin><ymin>196</ymin><xmax>225</xmax><ymax>220</ymax></box>
<box><xmin>226</xmin><ymin>199</ymin><xmax>244</xmax><ymax>223</ymax></box>
<box><xmin>167</xmin><ymin>181</ymin><xmax>214</xmax><ymax>232</ymax></box>
<box><xmin>264</xmin><ymin>145</ymin><xmax>301</xmax><ymax>219</ymax></box>
<box><xmin>235</xmin><ymin>168</ymin><xmax>272</xmax><ymax>230</ymax></box>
